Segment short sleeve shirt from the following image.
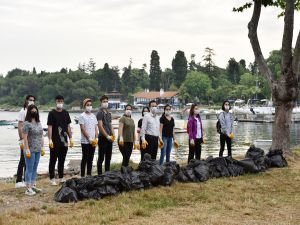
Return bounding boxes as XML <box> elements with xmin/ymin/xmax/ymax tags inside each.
<box><xmin>18</xmin><ymin>108</ymin><xmax>27</xmax><ymax>122</ymax></box>
<box><xmin>47</xmin><ymin>109</ymin><xmax>71</xmax><ymax>148</ymax></box>
<box><xmin>79</xmin><ymin>112</ymin><xmax>98</xmax><ymax>144</ymax></box>
<box><xmin>160</xmin><ymin>115</ymin><xmax>175</xmax><ymax>138</ymax></box>
<box><xmin>119</xmin><ymin>116</ymin><xmax>135</xmax><ymax>142</ymax></box>
<box><xmin>96</xmin><ymin>109</ymin><xmax>112</xmax><ymax>137</ymax></box>
<box><xmin>22</xmin><ymin>121</ymin><xmax>43</xmax><ymax>152</ymax></box>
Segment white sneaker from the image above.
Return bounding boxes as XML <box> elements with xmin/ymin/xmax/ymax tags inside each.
<box><xmin>32</xmin><ymin>186</ymin><xmax>42</xmax><ymax>193</ymax></box>
<box><xmin>15</xmin><ymin>182</ymin><xmax>26</xmax><ymax>189</ymax></box>
<box><xmin>25</xmin><ymin>188</ymin><xmax>36</xmax><ymax>196</ymax></box>
<box><xmin>49</xmin><ymin>179</ymin><xmax>58</xmax><ymax>186</ymax></box>
<box><xmin>59</xmin><ymin>178</ymin><xmax>66</xmax><ymax>184</ymax></box>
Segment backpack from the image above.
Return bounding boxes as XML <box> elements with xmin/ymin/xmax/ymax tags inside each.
<box><xmin>216</xmin><ymin>112</ymin><xmax>225</xmax><ymax>134</ymax></box>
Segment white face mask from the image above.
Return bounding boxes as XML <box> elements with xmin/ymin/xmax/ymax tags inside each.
<box><xmin>194</xmin><ymin>109</ymin><xmax>200</xmax><ymax>115</ymax></box>
<box><xmin>56</xmin><ymin>103</ymin><xmax>63</xmax><ymax>109</ymax></box>
<box><xmin>86</xmin><ymin>106</ymin><xmax>92</xmax><ymax>112</ymax></box>
<box><xmin>225</xmin><ymin>105</ymin><xmax>230</xmax><ymax>110</ymax></box>
<box><xmin>125</xmin><ymin>110</ymin><xmax>132</xmax><ymax>116</ymax></box>
<box><xmin>143</xmin><ymin>111</ymin><xmax>149</xmax><ymax>116</ymax></box>
<box><xmin>102</xmin><ymin>102</ymin><xmax>108</xmax><ymax>109</ymax></box>
<box><xmin>165</xmin><ymin>110</ymin><xmax>171</xmax><ymax>116</ymax></box>
<box><xmin>28</xmin><ymin>100</ymin><xmax>34</xmax><ymax>106</ymax></box>
<box><xmin>151</xmin><ymin>107</ymin><xmax>157</xmax><ymax>114</ymax></box>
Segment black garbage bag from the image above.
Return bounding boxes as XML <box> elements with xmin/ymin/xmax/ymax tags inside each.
<box><xmin>245</xmin><ymin>146</ymin><xmax>267</xmax><ymax>171</ymax></box>
<box><xmin>138</xmin><ymin>153</ymin><xmax>165</xmax><ymax>186</ymax></box>
<box><xmin>162</xmin><ymin>167</ymin><xmax>175</xmax><ymax>186</ymax></box>
<box><xmin>225</xmin><ymin>157</ymin><xmax>245</xmax><ymax>176</ymax></box>
<box><xmin>138</xmin><ymin>171</ymin><xmax>152</xmax><ymax>189</ymax></box>
<box><xmin>176</xmin><ymin>169</ymin><xmax>189</xmax><ymax>182</ymax></box>
<box><xmin>236</xmin><ymin>158</ymin><xmax>260</xmax><ymax>173</ymax></box>
<box><xmin>184</xmin><ymin>167</ymin><xmax>198</xmax><ymax>182</ymax></box>
<box><xmin>206</xmin><ymin>157</ymin><xmax>230</xmax><ymax>178</ymax></box>
<box><xmin>193</xmin><ymin>161</ymin><xmax>210</xmax><ymax>182</ymax></box>
<box><xmin>265</xmin><ymin>149</ymin><xmax>288</xmax><ymax>168</ymax></box>
<box><xmin>54</xmin><ymin>187</ymin><xmax>78</xmax><ymax>203</ymax></box>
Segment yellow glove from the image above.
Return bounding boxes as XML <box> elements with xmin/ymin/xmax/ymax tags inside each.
<box><xmin>111</xmin><ymin>135</ymin><xmax>116</xmax><ymax>142</ymax></box>
<box><xmin>19</xmin><ymin>139</ymin><xmax>24</xmax><ymax>150</ymax></box>
<box><xmin>229</xmin><ymin>133</ymin><xmax>235</xmax><ymax>139</ymax></box>
<box><xmin>141</xmin><ymin>140</ymin><xmax>148</xmax><ymax>149</ymax></box>
<box><xmin>69</xmin><ymin>138</ymin><xmax>74</xmax><ymax>148</ymax></box>
<box><xmin>134</xmin><ymin>141</ymin><xmax>140</xmax><ymax>150</ymax></box>
<box><xmin>49</xmin><ymin>139</ymin><xmax>54</xmax><ymax>149</ymax></box>
<box><xmin>91</xmin><ymin>138</ymin><xmax>98</xmax><ymax>148</ymax></box>
<box><xmin>173</xmin><ymin>140</ymin><xmax>179</xmax><ymax>148</ymax></box>
<box><xmin>158</xmin><ymin>137</ymin><xmax>164</xmax><ymax>149</ymax></box>
<box><xmin>118</xmin><ymin>136</ymin><xmax>124</xmax><ymax>146</ymax></box>
<box><xmin>41</xmin><ymin>147</ymin><xmax>45</xmax><ymax>156</ymax></box>
<box><xmin>25</xmin><ymin>149</ymin><xmax>31</xmax><ymax>158</ymax></box>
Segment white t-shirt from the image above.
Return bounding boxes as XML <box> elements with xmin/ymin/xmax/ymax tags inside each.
<box><xmin>18</xmin><ymin>108</ymin><xmax>27</xmax><ymax>122</ymax></box>
<box><xmin>79</xmin><ymin>112</ymin><xmax>98</xmax><ymax>144</ymax></box>
<box><xmin>196</xmin><ymin>118</ymin><xmax>202</xmax><ymax>139</ymax></box>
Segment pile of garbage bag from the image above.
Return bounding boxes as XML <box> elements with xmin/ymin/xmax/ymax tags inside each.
<box><xmin>54</xmin><ymin>147</ymin><xmax>287</xmax><ymax>203</ymax></box>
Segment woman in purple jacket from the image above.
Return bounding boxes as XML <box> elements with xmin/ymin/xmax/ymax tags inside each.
<box><xmin>187</xmin><ymin>104</ymin><xmax>203</xmax><ymax>163</ymax></box>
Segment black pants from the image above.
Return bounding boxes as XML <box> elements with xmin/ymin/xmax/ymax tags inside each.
<box><xmin>118</xmin><ymin>142</ymin><xmax>133</xmax><ymax>167</ymax></box>
<box><xmin>81</xmin><ymin>143</ymin><xmax>96</xmax><ymax>177</ymax></box>
<box><xmin>16</xmin><ymin>149</ymin><xmax>26</xmax><ymax>182</ymax></box>
<box><xmin>141</xmin><ymin>134</ymin><xmax>158</xmax><ymax>161</ymax></box>
<box><xmin>97</xmin><ymin>136</ymin><xmax>112</xmax><ymax>175</ymax></box>
<box><xmin>188</xmin><ymin>138</ymin><xmax>202</xmax><ymax>163</ymax></box>
<box><xmin>49</xmin><ymin>146</ymin><xmax>68</xmax><ymax>179</ymax></box>
<box><xmin>219</xmin><ymin>133</ymin><xmax>232</xmax><ymax>157</ymax></box>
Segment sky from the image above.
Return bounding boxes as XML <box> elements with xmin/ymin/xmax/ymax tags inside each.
<box><xmin>0</xmin><ymin>0</ymin><xmax>299</xmax><ymax>76</ymax></box>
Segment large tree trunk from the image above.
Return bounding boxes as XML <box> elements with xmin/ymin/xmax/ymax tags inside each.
<box><xmin>248</xmin><ymin>0</ymin><xmax>299</xmax><ymax>156</ymax></box>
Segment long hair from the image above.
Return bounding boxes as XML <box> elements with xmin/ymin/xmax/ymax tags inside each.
<box><xmin>162</xmin><ymin>104</ymin><xmax>171</xmax><ymax>117</ymax></box>
<box><xmin>221</xmin><ymin>100</ymin><xmax>231</xmax><ymax>111</ymax></box>
<box><xmin>25</xmin><ymin>105</ymin><xmax>40</xmax><ymax>123</ymax></box>
<box><xmin>189</xmin><ymin>104</ymin><xmax>197</xmax><ymax>117</ymax></box>
<box><xmin>142</xmin><ymin>106</ymin><xmax>150</xmax><ymax>117</ymax></box>
<box><xmin>23</xmin><ymin>95</ymin><xmax>36</xmax><ymax>109</ymax></box>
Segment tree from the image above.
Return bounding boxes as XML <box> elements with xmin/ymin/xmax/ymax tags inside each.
<box><xmin>87</xmin><ymin>58</ymin><xmax>96</xmax><ymax>74</ymax></box>
<box><xmin>226</xmin><ymin>58</ymin><xmax>240</xmax><ymax>84</ymax></box>
<box><xmin>179</xmin><ymin>71</ymin><xmax>212</xmax><ymax>103</ymax></box>
<box><xmin>189</xmin><ymin>54</ymin><xmax>197</xmax><ymax>71</ymax></box>
<box><xmin>149</xmin><ymin>50</ymin><xmax>161</xmax><ymax>91</ymax></box>
<box><xmin>32</xmin><ymin>67</ymin><xmax>37</xmax><ymax>75</ymax></box>
<box><xmin>172</xmin><ymin>50</ymin><xmax>188</xmax><ymax>87</ymax></box>
<box><xmin>202</xmin><ymin>47</ymin><xmax>215</xmax><ymax>72</ymax></box>
<box><xmin>161</xmin><ymin>68</ymin><xmax>175</xmax><ymax>90</ymax></box>
<box><xmin>234</xmin><ymin>0</ymin><xmax>300</xmax><ymax>155</ymax></box>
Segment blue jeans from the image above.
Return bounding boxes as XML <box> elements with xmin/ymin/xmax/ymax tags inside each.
<box><xmin>159</xmin><ymin>136</ymin><xmax>173</xmax><ymax>165</ymax></box>
<box><xmin>24</xmin><ymin>152</ymin><xmax>40</xmax><ymax>186</ymax></box>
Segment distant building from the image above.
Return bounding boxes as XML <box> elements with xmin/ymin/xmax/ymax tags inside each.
<box><xmin>133</xmin><ymin>89</ymin><xmax>180</xmax><ymax>107</ymax></box>
<box><xmin>106</xmin><ymin>91</ymin><xmax>122</xmax><ymax>109</ymax></box>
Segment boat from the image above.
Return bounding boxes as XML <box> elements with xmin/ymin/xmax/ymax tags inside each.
<box><xmin>0</xmin><ymin>120</ymin><xmax>16</xmax><ymax>126</ymax></box>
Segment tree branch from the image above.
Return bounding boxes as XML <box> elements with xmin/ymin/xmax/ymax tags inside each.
<box><xmin>293</xmin><ymin>30</ymin><xmax>300</xmax><ymax>75</ymax></box>
<box><xmin>281</xmin><ymin>0</ymin><xmax>295</xmax><ymax>70</ymax></box>
<box><xmin>248</xmin><ymin>0</ymin><xmax>274</xmax><ymax>87</ymax></box>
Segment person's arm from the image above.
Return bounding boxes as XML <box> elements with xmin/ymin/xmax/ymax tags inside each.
<box><xmin>95</xmin><ymin>124</ymin><xmax>99</xmax><ymax>139</ymax></box>
<box><xmin>23</xmin><ymin>133</ymin><xmax>29</xmax><ymax>150</ymax></box>
<box><xmin>187</xmin><ymin>118</ymin><xmax>193</xmax><ymax>139</ymax></box>
<box><xmin>118</xmin><ymin>122</ymin><xmax>124</xmax><ymax>138</ymax></box>
<box><xmin>219</xmin><ymin>112</ymin><xmax>228</xmax><ymax>136</ymax></box>
<box><xmin>140</xmin><ymin>115</ymin><xmax>148</xmax><ymax>142</ymax></box>
<box><xmin>67</xmin><ymin>124</ymin><xmax>72</xmax><ymax>139</ymax></box>
<box><xmin>98</xmin><ymin>120</ymin><xmax>109</xmax><ymax>137</ymax></box>
<box><xmin>18</xmin><ymin>121</ymin><xmax>23</xmax><ymax>140</ymax></box>
<box><xmin>48</xmin><ymin>125</ymin><xmax>52</xmax><ymax>140</ymax></box>
<box><xmin>160</xmin><ymin>123</ymin><xmax>163</xmax><ymax>138</ymax></box>
<box><xmin>80</xmin><ymin>124</ymin><xmax>90</xmax><ymax>140</ymax></box>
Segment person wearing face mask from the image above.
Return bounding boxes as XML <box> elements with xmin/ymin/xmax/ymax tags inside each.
<box><xmin>140</xmin><ymin>100</ymin><xmax>161</xmax><ymax>160</ymax></box>
<box><xmin>96</xmin><ymin>95</ymin><xmax>115</xmax><ymax>174</ymax></box>
<box><xmin>159</xmin><ymin>104</ymin><xmax>179</xmax><ymax>165</ymax></box>
<box><xmin>187</xmin><ymin>104</ymin><xmax>204</xmax><ymax>163</ymax></box>
<box><xmin>47</xmin><ymin>95</ymin><xmax>73</xmax><ymax>185</ymax></box>
<box><xmin>79</xmin><ymin>98</ymin><xmax>98</xmax><ymax>177</ymax></box>
<box><xmin>22</xmin><ymin>105</ymin><xmax>44</xmax><ymax>195</ymax></box>
<box><xmin>219</xmin><ymin>100</ymin><xmax>234</xmax><ymax>157</ymax></box>
<box><xmin>15</xmin><ymin>94</ymin><xmax>36</xmax><ymax>189</ymax></box>
<box><xmin>137</xmin><ymin>107</ymin><xmax>149</xmax><ymax>160</ymax></box>
<box><xmin>118</xmin><ymin>104</ymin><xmax>137</xmax><ymax>167</ymax></box>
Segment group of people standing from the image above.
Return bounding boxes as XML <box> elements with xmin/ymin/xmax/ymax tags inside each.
<box><xmin>15</xmin><ymin>94</ymin><xmax>234</xmax><ymax>196</ymax></box>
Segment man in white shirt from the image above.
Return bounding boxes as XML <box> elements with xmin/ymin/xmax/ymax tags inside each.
<box><xmin>140</xmin><ymin>100</ymin><xmax>162</xmax><ymax>160</ymax></box>
<box><xmin>16</xmin><ymin>95</ymin><xmax>36</xmax><ymax>188</ymax></box>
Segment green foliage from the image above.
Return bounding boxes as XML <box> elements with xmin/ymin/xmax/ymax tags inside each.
<box><xmin>179</xmin><ymin>71</ymin><xmax>212</xmax><ymax>103</ymax></box>
<box><xmin>240</xmin><ymin>73</ymin><xmax>255</xmax><ymax>87</ymax></box>
<box><xmin>172</xmin><ymin>50</ymin><xmax>188</xmax><ymax>87</ymax></box>
<box><xmin>149</xmin><ymin>50</ymin><xmax>162</xmax><ymax>91</ymax></box>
